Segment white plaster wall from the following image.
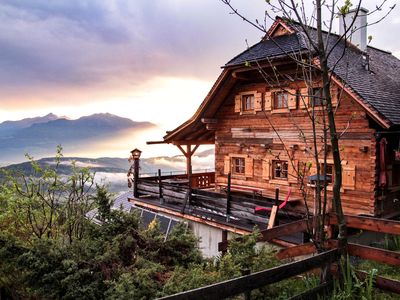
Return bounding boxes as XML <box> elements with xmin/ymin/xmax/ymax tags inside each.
<box><xmin>190</xmin><ymin>222</ymin><xmax>224</xmax><ymax>258</ymax></box>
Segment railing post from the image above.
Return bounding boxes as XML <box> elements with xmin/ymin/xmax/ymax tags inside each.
<box><xmin>226</xmin><ymin>173</ymin><xmax>231</xmax><ymax>222</ymax></box>
<box><xmin>241</xmin><ymin>269</ymin><xmax>251</xmax><ymax>300</ymax></box>
<box><xmin>158</xmin><ymin>169</ymin><xmax>164</xmax><ymax>204</ymax></box>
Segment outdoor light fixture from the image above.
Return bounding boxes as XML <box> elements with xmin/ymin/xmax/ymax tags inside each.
<box><xmin>130</xmin><ymin>148</ymin><xmax>142</xmax><ymax>160</ymax></box>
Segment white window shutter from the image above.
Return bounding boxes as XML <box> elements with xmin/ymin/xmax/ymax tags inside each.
<box><xmin>342</xmin><ymin>165</ymin><xmax>356</xmax><ymax>190</ymax></box>
<box><xmin>299</xmin><ymin>87</ymin><xmax>309</xmax><ymax>109</ymax></box>
<box><xmin>288</xmin><ymin>160</ymin><xmax>298</xmax><ymax>183</ymax></box>
<box><xmin>255</xmin><ymin>92</ymin><xmax>263</xmax><ymax>112</ymax></box>
<box><xmin>330</xmin><ymin>85</ymin><xmax>338</xmax><ymax>106</ymax></box>
<box><xmin>288</xmin><ymin>89</ymin><xmax>297</xmax><ymax>110</ymax></box>
<box><xmin>245</xmin><ymin>157</ymin><xmax>254</xmax><ymax>178</ymax></box>
<box><xmin>262</xmin><ymin>159</ymin><xmax>271</xmax><ymax>180</ymax></box>
<box><xmin>234</xmin><ymin>95</ymin><xmax>241</xmax><ymax>113</ymax></box>
<box><xmin>264</xmin><ymin>91</ymin><xmax>272</xmax><ymax>111</ymax></box>
<box><xmin>224</xmin><ymin>156</ymin><xmax>231</xmax><ymax>174</ymax></box>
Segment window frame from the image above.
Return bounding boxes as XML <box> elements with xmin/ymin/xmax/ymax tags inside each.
<box><xmin>273</xmin><ymin>91</ymin><xmax>289</xmax><ymax>109</ymax></box>
<box><xmin>232</xmin><ymin>157</ymin><xmax>246</xmax><ymax>175</ymax></box>
<box><xmin>272</xmin><ymin>160</ymin><xmax>288</xmax><ymax>180</ymax></box>
<box><xmin>241</xmin><ymin>94</ymin><xmax>255</xmax><ymax>111</ymax></box>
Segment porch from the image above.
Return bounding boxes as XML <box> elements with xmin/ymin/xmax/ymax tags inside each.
<box><xmin>129</xmin><ymin>170</ymin><xmax>307</xmax><ymax>247</ymax></box>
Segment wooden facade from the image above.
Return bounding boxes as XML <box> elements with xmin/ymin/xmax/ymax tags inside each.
<box><xmin>157</xmin><ymin>18</ymin><xmax>400</xmax><ymax>218</ymax></box>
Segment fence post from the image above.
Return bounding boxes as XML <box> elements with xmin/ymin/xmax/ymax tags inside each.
<box><xmin>241</xmin><ymin>269</ymin><xmax>251</xmax><ymax>300</ymax></box>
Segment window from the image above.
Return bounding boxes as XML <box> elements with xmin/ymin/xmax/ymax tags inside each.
<box><xmin>311</xmin><ymin>88</ymin><xmax>324</xmax><ymax>106</ymax></box>
<box><xmin>272</xmin><ymin>160</ymin><xmax>288</xmax><ymax>179</ymax></box>
<box><xmin>241</xmin><ymin>94</ymin><xmax>255</xmax><ymax>111</ymax></box>
<box><xmin>233</xmin><ymin>157</ymin><xmax>245</xmax><ymax>174</ymax></box>
<box><xmin>274</xmin><ymin>92</ymin><xmax>288</xmax><ymax>109</ymax></box>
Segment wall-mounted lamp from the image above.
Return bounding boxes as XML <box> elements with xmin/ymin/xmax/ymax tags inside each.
<box><xmin>359</xmin><ymin>146</ymin><xmax>369</xmax><ymax>153</ymax></box>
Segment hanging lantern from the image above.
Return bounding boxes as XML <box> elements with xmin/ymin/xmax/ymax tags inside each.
<box><xmin>130</xmin><ymin>148</ymin><xmax>142</xmax><ymax>160</ymax></box>
<box><xmin>395</xmin><ymin>138</ymin><xmax>400</xmax><ymax>161</ymax></box>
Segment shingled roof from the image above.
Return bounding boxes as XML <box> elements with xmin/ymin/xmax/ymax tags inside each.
<box><xmin>224</xmin><ymin>19</ymin><xmax>400</xmax><ymax>127</ymax></box>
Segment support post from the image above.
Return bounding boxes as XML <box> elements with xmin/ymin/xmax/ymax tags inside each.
<box><xmin>226</xmin><ymin>173</ymin><xmax>231</xmax><ymax>222</ymax></box>
<box><xmin>176</xmin><ymin>144</ymin><xmax>200</xmax><ymax>189</ymax></box>
<box><xmin>133</xmin><ymin>157</ymin><xmax>140</xmax><ymax>198</ymax></box>
<box><xmin>221</xmin><ymin>230</ymin><xmax>228</xmax><ymax>255</ymax></box>
<box><xmin>158</xmin><ymin>169</ymin><xmax>164</xmax><ymax>204</ymax></box>
<box><xmin>241</xmin><ymin>269</ymin><xmax>251</xmax><ymax>300</ymax></box>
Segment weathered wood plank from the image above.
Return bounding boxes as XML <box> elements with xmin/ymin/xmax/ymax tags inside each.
<box><xmin>330</xmin><ymin>215</ymin><xmax>400</xmax><ymax>235</ymax></box>
<box><xmin>356</xmin><ymin>271</ymin><xmax>400</xmax><ymax>294</ymax></box>
<box><xmin>157</xmin><ymin>249</ymin><xmax>339</xmax><ymax>300</ymax></box>
<box><xmin>348</xmin><ymin>243</ymin><xmax>400</xmax><ymax>266</ymax></box>
<box><xmin>276</xmin><ymin>242</ymin><xmax>317</xmax><ymax>260</ymax></box>
<box><xmin>218</xmin><ymin>218</ymin><xmax>312</xmax><ymax>252</ymax></box>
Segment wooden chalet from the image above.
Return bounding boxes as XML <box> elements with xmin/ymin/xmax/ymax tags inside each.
<box><xmin>150</xmin><ymin>14</ymin><xmax>400</xmax><ymax>218</ymax></box>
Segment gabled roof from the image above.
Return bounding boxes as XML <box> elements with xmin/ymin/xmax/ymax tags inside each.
<box><xmin>226</xmin><ymin>32</ymin><xmax>309</xmax><ymax>67</ymax></box>
<box><xmin>163</xmin><ymin>17</ymin><xmax>400</xmax><ymax>143</ymax></box>
<box><xmin>225</xmin><ymin>18</ymin><xmax>400</xmax><ymax>127</ymax></box>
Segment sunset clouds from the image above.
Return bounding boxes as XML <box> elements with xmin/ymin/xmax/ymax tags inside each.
<box><xmin>0</xmin><ymin>1</ymin><xmax>398</xmax><ymax>127</ymax></box>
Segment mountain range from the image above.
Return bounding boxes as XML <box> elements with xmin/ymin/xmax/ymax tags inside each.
<box><xmin>2</xmin><ymin>149</ymin><xmax>215</xmax><ymax>193</ymax></box>
<box><xmin>0</xmin><ymin>113</ymin><xmax>156</xmax><ymax>164</ymax></box>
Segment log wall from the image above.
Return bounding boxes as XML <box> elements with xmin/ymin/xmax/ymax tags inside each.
<box><xmin>213</xmin><ymin>81</ymin><xmax>378</xmax><ymax>216</ymax></box>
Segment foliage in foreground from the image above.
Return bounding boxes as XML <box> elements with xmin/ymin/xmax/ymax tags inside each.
<box><xmin>1</xmin><ymin>152</ymin><xmax>399</xmax><ymax>299</ymax></box>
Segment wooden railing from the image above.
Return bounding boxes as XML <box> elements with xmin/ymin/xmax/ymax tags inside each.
<box><xmin>136</xmin><ymin>177</ymin><xmax>280</xmax><ymax>226</ymax></box>
<box><xmin>140</xmin><ymin>171</ymin><xmax>215</xmax><ymax>189</ymax></box>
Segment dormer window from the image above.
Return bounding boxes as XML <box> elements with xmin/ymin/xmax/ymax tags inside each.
<box><xmin>242</xmin><ymin>94</ymin><xmax>255</xmax><ymax>111</ymax></box>
<box><xmin>273</xmin><ymin>92</ymin><xmax>288</xmax><ymax>109</ymax></box>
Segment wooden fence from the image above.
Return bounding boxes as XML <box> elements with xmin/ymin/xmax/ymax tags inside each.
<box><xmin>158</xmin><ymin>214</ymin><xmax>400</xmax><ymax>299</ymax></box>
<box><xmin>158</xmin><ymin>249</ymin><xmax>338</xmax><ymax>300</ymax></box>
<box><xmin>135</xmin><ymin>173</ymin><xmax>400</xmax><ymax>298</ymax></box>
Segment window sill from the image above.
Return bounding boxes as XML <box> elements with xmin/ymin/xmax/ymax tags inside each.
<box><xmin>269</xmin><ymin>179</ymin><xmax>289</xmax><ymax>186</ymax></box>
<box><xmin>240</xmin><ymin>110</ymin><xmax>256</xmax><ymax>115</ymax></box>
<box><xmin>231</xmin><ymin>174</ymin><xmax>246</xmax><ymax>180</ymax></box>
<box><xmin>271</xmin><ymin>108</ymin><xmax>289</xmax><ymax>114</ymax></box>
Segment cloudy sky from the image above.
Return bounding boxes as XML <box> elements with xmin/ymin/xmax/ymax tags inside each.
<box><xmin>0</xmin><ymin>0</ymin><xmax>399</xmax><ymax>130</ymax></box>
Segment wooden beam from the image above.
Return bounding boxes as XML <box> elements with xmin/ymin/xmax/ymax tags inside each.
<box><xmin>190</xmin><ymin>145</ymin><xmax>200</xmax><ymax>156</ymax></box>
<box><xmin>218</xmin><ymin>218</ymin><xmax>312</xmax><ymax>252</ymax></box>
<box><xmin>176</xmin><ymin>144</ymin><xmax>188</xmax><ymax>157</ymax></box>
<box><xmin>157</xmin><ymin>249</ymin><xmax>339</xmax><ymax>300</ymax></box>
<box><xmin>129</xmin><ymin>199</ymin><xmax>250</xmax><ymax>235</ymax></box>
<box><xmin>356</xmin><ymin>271</ymin><xmax>400</xmax><ymax>294</ymax></box>
<box><xmin>267</xmin><ymin>205</ymin><xmax>278</xmax><ymax>229</ymax></box>
<box><xmin>348</xmin><ymin>243</ymin><xmax>400</xmax><ymax>266</ymax></box>
<box><xmin>276</xmin><ymin>242</ymin><xmax>317</xmax><ymax>260</ymax></box>
<box><xmin>327</xmin><ymin>240</ymin><xmax>400</xmax><ymax>266</ymax></box>
<box><xmin>201</xmin><ymin>118</ymin><xmax>218</xmax><ymax>124</ymax></box>
<box><xmin>330</xmin><ymin>214</ymin><xmax>400</xmax><ymax>236</ymax></box>
<box><xmin>260</xmin><ymin>219</ymin><xmax>312</xmax><ymax>242</ymax></box>
<box><xmin>146</xmin><ymin>140</ymin><xmax>166</xmax><ymax>145</ymax></box>
<box><xmin>206</xmin><ymin>124</ymin><xmax>218</xmax><ymax>131</ymax></box>
<box><xmin>172</xmin><ymin>140</ymin><xmax>214</xmax><ymax>145</ymax></box>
